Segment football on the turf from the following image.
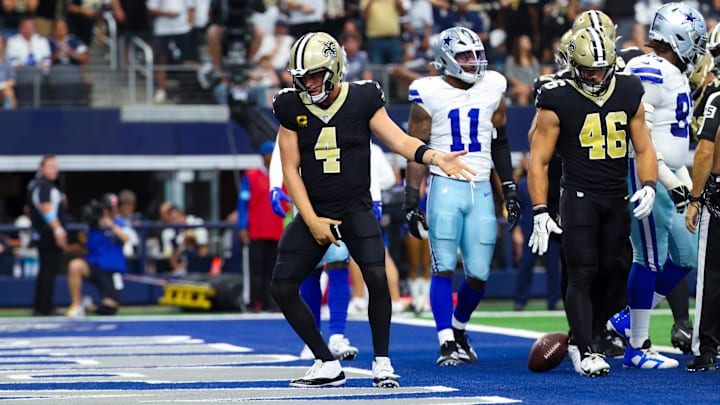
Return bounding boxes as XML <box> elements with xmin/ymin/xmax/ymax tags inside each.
<box><xmin>528</xmin><ymin>332</ymin><xmax>569</xmax><ymax>372</ymax></box>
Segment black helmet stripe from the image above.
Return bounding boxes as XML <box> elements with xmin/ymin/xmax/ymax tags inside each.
<box><xmin>295</xmin><ymin>33</ymin><xmax>314</xmax><ymax>72</ymax></box>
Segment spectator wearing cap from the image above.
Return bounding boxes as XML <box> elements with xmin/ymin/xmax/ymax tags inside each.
<box><xmin>65</xmin><ymin>194</ymin><xmax>130</xmax><ymax>318</ymax></box>
<box><xmin>237</xmin><ymin>140</ymin><xmax>285</xmax><ymax>312</ymax></box>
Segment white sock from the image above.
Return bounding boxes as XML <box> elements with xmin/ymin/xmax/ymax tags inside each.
<box><xmin>438</xmin><ymin>328</ymin><xmax>454</xmax><ymax>345</ymax></box>
<box><xmin>651</xmin><ymin>292</ymin><xmax>666</xmax><ymax>309</ymax></box>
<box><xmin>629</xmin><ymin>308</ymin><xmax>652</xmax><ymax>348</ymax></box>
<box><xmin>452</xmin><ymin>315</ymin><xmax>468</xmax><ymax>330</ymax></box>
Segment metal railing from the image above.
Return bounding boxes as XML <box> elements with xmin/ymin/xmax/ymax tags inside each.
<box><xmin>128</xmin><ymin>36</ymin><xmax>154</xmax><ymax>105</ymax></box>
<box><xmin>99</xmin><ymin>11</ymin><xmax>118</xmax><ymax>70</ymax></box>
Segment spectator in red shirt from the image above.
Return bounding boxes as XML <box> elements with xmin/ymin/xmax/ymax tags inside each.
<box><xmin>237</xmin><ymin>140</ymin><xmax>286</xmax><ymax>311</ymax></box>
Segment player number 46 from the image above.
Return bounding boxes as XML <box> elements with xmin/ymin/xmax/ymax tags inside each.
<box><xmin>578</xmin><ymin>111</ymin><xmax>627</xmax><ymax>160</ymax></box>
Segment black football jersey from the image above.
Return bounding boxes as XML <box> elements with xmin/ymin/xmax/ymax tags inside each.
<box><xmin>536</xmin><ymin>73</ymin><xmax>645</xmax><ymax>196</ymax></box>
<box><xmin>273</xmin><ymin>81</ymin><xmax>386</xmax><ymax>217</ymax></box>
<box><xmin>533</xmin><ymin>69</ymin><xmax>571</xmax><ymax>103</ymax></box>
<box><xmin>697</xmin><ymin>84</ymin><xmax>720</xmax><ymax>143</ymax></box>
<box><xmin>692</xmin><ymin>77</ymin><xmax>720</xmax><ymax>141</ymax></box>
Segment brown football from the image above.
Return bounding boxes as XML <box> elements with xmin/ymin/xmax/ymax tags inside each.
<box><xmin>528</xmin><ymin>332</ymin><xmax>569</xmax><ymax>372</ymax></box>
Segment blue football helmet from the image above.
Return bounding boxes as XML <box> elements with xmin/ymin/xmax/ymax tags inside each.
<box><xmin>432</xmin><ymin>27</ymin><xmax>487</xmax><ymax>84</ymax></box>
<box><xmin>649</xmin><ymin>3</ymin><xmax>707</xmax><ymax>72</ymax></box>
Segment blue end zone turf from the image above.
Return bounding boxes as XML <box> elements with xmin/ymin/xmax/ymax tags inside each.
<box><xmin>0</xmin><ymin>316</ymin><xmax>716</xmax><ymax>403</ymax></box>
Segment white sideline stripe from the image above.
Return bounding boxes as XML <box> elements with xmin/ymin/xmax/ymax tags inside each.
<box><xmin>391</xmin><ymin>314</ymin><xmax>682</xmax><ymax>354</ymax></box>
<box><xmin>0</xmin><ymin>155</ymin><xmax>263</xmax><ymax>172</ymax></box>
<box><xmin>120</xmin><ymin>105</ymin><xmax>230</xmax><ymax>123</ymax></box>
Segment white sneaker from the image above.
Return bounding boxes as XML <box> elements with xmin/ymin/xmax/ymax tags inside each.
<box><xmin>299</xmin><ymin>344</ymin><xmax>313</xmax><ymax>360</ymax></box>
<box><xmin>623</xmin><ymin>340</ymin><xmax>679</xmax><ymax>369</ymax></box>
<box><xmin>372</xmin><ymin>357</ymin><xmax>400</xmax><ymax>388</ymax></box>
<box><xmin>328</xmin><ymin>334</ymin><xmax>358</xmax><ymax>360</ymax></box>
<box><xmin>347</xmin><ymin>297</ymin><xmax>367</xmax><ymax>315</ymax></box>
<box><xmin>567</xmin><ymin>344</ymin><xmax>582</xmax><ymax>374</ymax></box>
<box><xmin>392</xmin><ymin>301</ymin><xmax>407</xmax><ymax>314</ymax></box>
<box><xmin>290</xmin><ymin>359</ymin><xmax>345</xmax><ymax>387</ymax></box>
<box><xmin>579</xmin><ymin>353</ymin><xmax>610</xmax><ymax>377</ymax></box>
<box><xmin>65</xmin><ymin>304</ymin><xmax>85</xmax><ymax>318</ymax></box>
<box><xmin>153</xmin><ymin>89</ymin><xmax>166</xmax><ymax>104</ymax></box>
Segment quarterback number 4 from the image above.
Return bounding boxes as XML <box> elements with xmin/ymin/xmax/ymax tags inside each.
<box><xmin>315</xmin><ymin>127</ymin><xmax>341</xmax><ymax>173</ymax></box>
<box><xmin>579</xmin><ymin>111</ymin><xmax>627</xmax><ymax>160</ymax></box>
<box><xmin>449</xmin><ymin>108</ymin><xmax>482</xmax><ymax>152</ymax></box>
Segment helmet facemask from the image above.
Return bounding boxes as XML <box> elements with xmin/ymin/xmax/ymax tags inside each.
<box><xmin>291</xmin><ymin>68</ymin><xmax>336</xmax><ymax>104</ymax></box>
<box><xmin>554</xmin><ymin>29</ymin><xmax>573</xmax><ymax>70</ymax></box>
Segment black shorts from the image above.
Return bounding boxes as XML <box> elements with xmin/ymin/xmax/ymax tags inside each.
<box><xmin>560</xmin><ymin>186</ymin><xmax>630</xmax><ymax>274</ymax></box>
<box><xmin>153</xmin><ymin>32</ymin><xmax>192</xmax><ymax>63</ymax></box>
<box><xmin>273</xmin><ymin>207</ymin><xmax>384</xmax><ymax>283</ymax></box>
<box><xmin>88</xmin><ymin>264</ymin><xmax>123</xmax><ymax>302</ymax></box>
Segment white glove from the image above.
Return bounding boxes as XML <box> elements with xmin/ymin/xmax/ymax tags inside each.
<box><xmin>528</xmin><ymin>212</ymin><xmax>563</xmax><ymax>256</ymax></box>
<box><xmin>630</xmin><ymin>185</ymin><xmax>656</xmax><ymax>220</ymax></box>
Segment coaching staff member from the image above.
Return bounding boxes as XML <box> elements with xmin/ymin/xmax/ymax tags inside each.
<box><xmin>27</xmin><ymin>154</ymin><xmax>68</xmax><ymax>316</ymax></box>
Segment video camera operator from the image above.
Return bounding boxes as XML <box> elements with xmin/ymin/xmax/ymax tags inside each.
<box><xmin>65</xmin><ymin>193</ymin><xmax>129</xmax><ymax>318</ymax></box>
<box><xmin>199</xmin><ymin>0</ymin><xmax>265</xmax><ymax>90</ymax></box>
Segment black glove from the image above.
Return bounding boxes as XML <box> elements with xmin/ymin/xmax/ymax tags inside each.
<box><xmin>403</xmin><ymin>186</ymin><xmax>429</xmax><ymax>239</ymax></box>
<box><xmin>503</xmin><ymin>181</ymin><xmax>521</xmax><ymax>229</ymax></box>
<box><xmin>667</xmin><ymin>184</ymin><xmax>690</xmax><ymax>213</ymax></box>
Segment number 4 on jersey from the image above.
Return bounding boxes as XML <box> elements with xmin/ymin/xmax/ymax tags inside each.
<box><xmin>315</xmin><ymin>127</ymin><xmax>340</xmax><ymax>173</ymax></box>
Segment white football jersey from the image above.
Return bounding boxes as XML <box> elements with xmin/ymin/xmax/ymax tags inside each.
<box><xmin>408</xmin><ymin>71</ymin><xmax>507</xmax><ymax>181</ymax></box>
<box><xmin>625</xmin><ymin>53</ymin><xmax>692</xmax><ymax>169</ymax></box>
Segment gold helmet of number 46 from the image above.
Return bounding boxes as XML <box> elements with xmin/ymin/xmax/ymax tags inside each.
<box><xmin>568</xmin><ymin>27</ymin><xmax>617</xmax><ymax>97</ymax></box>
<box><xmin>572</xmin><ymin>9</ymin><xmax>617</xmax><ymax>43</ymax></box>
<box><xmin>289</xmin><ymin>32</ymin><xmax>347</xmax><ymax>105</ymax></box>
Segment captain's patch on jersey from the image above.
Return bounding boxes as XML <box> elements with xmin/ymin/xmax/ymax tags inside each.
<box><xmin>296</xmin><ymin>115</ymin><xmax>308</xmax><ymax>127</ymax></box>
<box><xmin>705</xmin><ymin>105</ymin><xmax>717</xmax><ymax>119</ymax></box>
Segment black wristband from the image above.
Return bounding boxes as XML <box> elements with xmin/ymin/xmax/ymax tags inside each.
<box><xmin>642</xmin><ymin>180</ymin><xmax>656</xmax><ymax>191</ymax></box>
<box><xmin>532</xmin><ymin>204</ymin><xmax>548</xmax><ymax>215</ymax></box>
<box><xmin>688</xmin><ymin>194</ymin><xmax>701</xmax><ymax>203</ymax></box>
<box><xmin>414</xmin><ymin>145</ymin><xmax>431</xmax><ymax>164</ymax></box>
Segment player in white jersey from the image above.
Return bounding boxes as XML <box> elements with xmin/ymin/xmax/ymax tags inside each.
<box><xmin>268</xmin><ymin>139</ymin><xmax>393</xmax><ymax>361</ymax></box>
<box><xmin>606</xmin><ymin>2</ymin><xmax>706</xmax><ymax>370</ymax></box>
<box><xmin>403</xmin><ymin>26</ymin><xmax>520</xmax><ymax>366</ymax></box>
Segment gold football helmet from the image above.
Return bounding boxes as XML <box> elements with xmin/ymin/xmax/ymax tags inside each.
<box><xmin>708</xmin><ymin>23</ymin><xmax>720</xmax><ymax>74</ymax></box>
<box><xmin>572</xmin><ymin>10</ymin><xmax>617</xmax><ymax>43</ymax></box>
<box><xmin>288</xmin><ymin>32</ymin><xmax>347</xmax><ymax>104</ymax></box>
<box><xmin>690</xmin><ymin>52</ymin><xmax>712</xmax><ymax>93</ymax></box>
<box><xmin>554</xmin><ymin>29</ymin><xmax>573</xmax><ymax>69</ymax></box>
<box><xmin>568</xmin><ymin>27</ymin><xmax>617</xmax><ymax>96</ymax></box>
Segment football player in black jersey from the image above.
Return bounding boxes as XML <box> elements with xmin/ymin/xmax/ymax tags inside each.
<box><xmin>528</xmin><ymin>27</ymin><xmax>658</xmax><ymax>376</ymax></box>
<box><xmin>270</xmin><ymin>32</ymin><xmax>476</xmax><ymax>388</ymax></box>
<box><xmin>685</xmin><ymin>36</ymin><xmax>720</xmax><ymax>371</ymax></box>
